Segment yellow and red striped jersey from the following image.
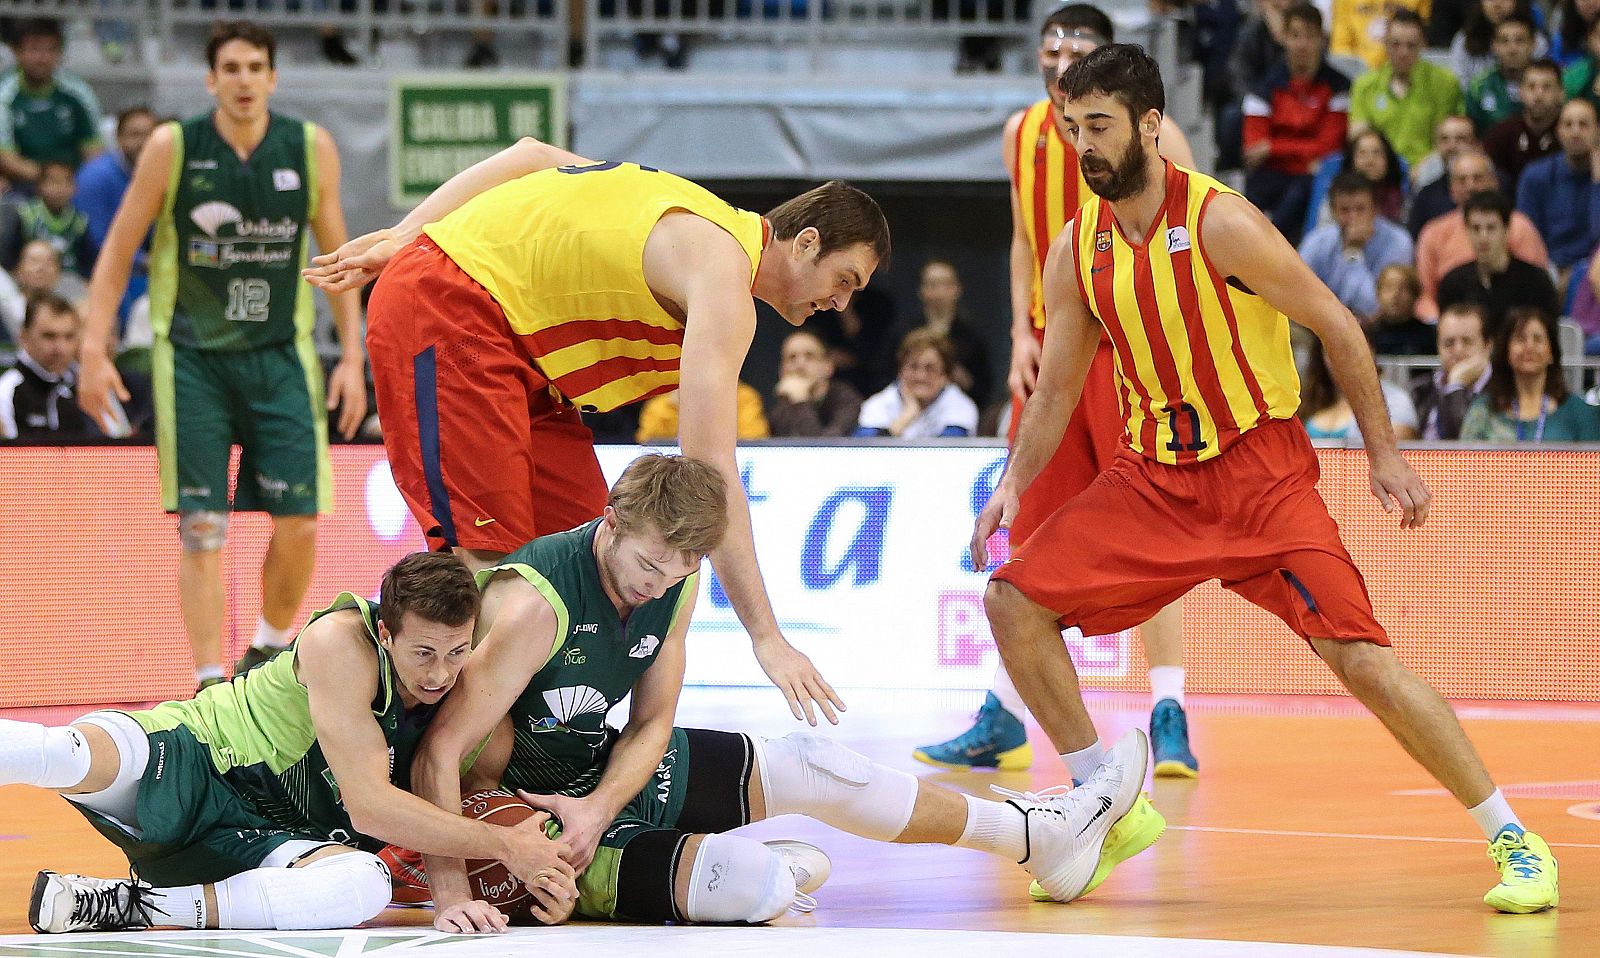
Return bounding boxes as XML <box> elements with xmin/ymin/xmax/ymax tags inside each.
<box><xmin>424</xmin><ymin>162</ymin><xmax>768</xmax><ymax>413</ymax></box>
<box><xmin>1008</xmin><ymin>99</ymin><xmax>1092</xmax><ymax>332</ymax></box>
<box><xmin>1070</xmin><ymin>162</ymin><xmax>1301</xmax><ymax>464</ymax></box>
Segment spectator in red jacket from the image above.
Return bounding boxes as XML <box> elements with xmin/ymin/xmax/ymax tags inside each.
<box><xmin>1243</xmin><ymin>2</ymin><xmax>1352</xmax><ymax>245</ymax></box>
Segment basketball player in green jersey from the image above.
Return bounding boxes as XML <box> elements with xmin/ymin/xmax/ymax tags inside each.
<box><xmin>408</xmin><ymin>455</ymin><xmax>1151</xmax><ymax>933</ymax></box>
<box><xmin>76</xmin><ymin>20</ymin><xmax>368</xmax><ymax>692</ymax></box>
<box><xmin>0</xmin><ymin>553</ymin><xmax>579</xmax><ymax>934</ymax></box>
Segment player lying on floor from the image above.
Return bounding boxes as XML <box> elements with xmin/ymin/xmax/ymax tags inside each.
<box><xmin>0</xmin><ymin>553</ymin><xmax>579</xmax><ymax>933</ymax></box>
<box><xmin>403</xmin><ymin>453</ymin><xmax>1159</xmax><ymax>933</ymax></box>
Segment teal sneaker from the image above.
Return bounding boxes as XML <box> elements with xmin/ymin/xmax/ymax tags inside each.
<box><xmin>1150</xmin><ymin>698</ymin><xmax>1198</xmax><ymax>778</ymax></box>
<box><xmin>913</xmin><ymin>692</ymin><xmax>1032</xmax><ymax>771</ymax></box>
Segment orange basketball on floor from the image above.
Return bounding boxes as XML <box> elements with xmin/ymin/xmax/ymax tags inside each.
<box><xmin>461</xmin><ymin>789</ymin><xmax>540</xmax><ymax>916</ymax></box>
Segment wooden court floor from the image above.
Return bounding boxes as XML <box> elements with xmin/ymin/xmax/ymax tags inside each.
<box><xmin>1</xmin><ymin>690</ymin><xmax>1594</xmax><ymax>958</ymax></box>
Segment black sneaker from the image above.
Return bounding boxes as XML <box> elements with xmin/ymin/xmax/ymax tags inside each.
<box><xmin>232</xmin><ymin>644</ymin><xmax>283</xmax><ymax>678</ymax></box>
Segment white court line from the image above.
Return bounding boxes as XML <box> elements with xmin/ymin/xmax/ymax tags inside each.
<box><xmin>1170</xmin><ymin>824</ymin><xmax>1600</xmax><ymax>849</ymax></box>
<box><xmin>1393</xmin><ymin>779</ymin><xmax>1600</xmax><ymax>797</ymax></box>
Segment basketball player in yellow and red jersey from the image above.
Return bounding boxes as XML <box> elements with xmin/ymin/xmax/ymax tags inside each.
<box><xmin>973</xmin><ymin>44</ymin><xmax>1558</xmax><ymax>913</ymax></box>
<box><xmin>916</xmin><ymin>3</ymin><xmax>1200</xmax><ymax>778</ymax></box>
<box><xmin>304</xmin><ymin>144</ymin><xmax>888</xmax><ymax>730</ymax></box>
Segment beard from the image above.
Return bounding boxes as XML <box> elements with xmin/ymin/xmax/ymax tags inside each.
<box><xmin>1080</xmin><ymin>136</ymin><xmax>1151</xmax><ymax>202</ymax></box>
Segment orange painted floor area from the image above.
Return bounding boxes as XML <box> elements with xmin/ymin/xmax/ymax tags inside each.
<box><xmin>0</xmin><ymin>689</ymin><xmax>1594</xmax><ymax>958</ymax></box>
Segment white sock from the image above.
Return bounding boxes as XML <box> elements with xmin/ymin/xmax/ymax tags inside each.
<box><xmin>955</xmin><ymin>794</ymin><xmax>1028</xmax><ymax>862</ymax></box>
<box><xmin>991</xmin><ymin>663</ymin><xmax>1029</xmax><ymax>719</ymax></box>
<box><xmin>0</xmin><ymin>721</ymin><xmax>92</xmax><ymax>788</ymax></box>
<box><xmin>1468</xmin><ymin>789</ymin><xmax>1524</xmax><ymax>841</ymax></box>
<box><xmin>147</xmin><ymin>884</ymin><xmax>209</xmax><ymax>929</ymax></box>
<box><xmin>1060</xmin><ymin>740</ymin><xmax>1105</xmax><ymax>786</ymax></box>
<box><xmin>1149</xmin><ymin>666</ymin><xmax>1185</xmax><ymax>708</ymax></box>
<box><xmin>195</xmin><ymin>664</ymin><xmax>225</xmax><ymax>684</ymax></box>
<box><xmin>252</xmin><ymin>618</ymin><xmax>294</xmax><ymax>651</ymax></box>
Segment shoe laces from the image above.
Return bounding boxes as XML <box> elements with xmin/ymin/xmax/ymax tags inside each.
<box><xmin>990</xmin><ymin>783</ymin><xmax>1076</xmax><ymax>813</ymax></box>
<box><xmin>1488</xmin><ymin>834</ymin><xmax>1545</xmax><ymax>881</ymax></box>
<box><xmin>789</xmin><ymin>890</ymin><xmax>818</xmax><ymax>915</ymax></box>
<box><xmin>72</xmin><ymin>879</ymin><xmax>153</xmax><ymax>930</ymax></box>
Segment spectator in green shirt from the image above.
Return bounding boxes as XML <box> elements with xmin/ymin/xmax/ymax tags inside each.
<box><xmin>0</xmin><ymin>19</ymin><xmax>103</xmax><ymax>189</ymax></box>
<box><xmin>1466</xmin><ymin>14</ymin><xmax>1539</xmax><ymax>133</ymax></box>
<box><xmin>1351</xmin><ymin>10</ymin><xmax>1465</xmax><ymax>164</ymax></box>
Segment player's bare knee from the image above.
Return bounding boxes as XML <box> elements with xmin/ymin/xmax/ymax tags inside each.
<box><xmin>270</xmin><ymin>514</ymin><xmax>317</xmax><ymax>545</ymax></box>
<box><xmin>983</xmin><ymin>581</ymin><xmax>1043</xmax><ymax>639</ymax></box>
<box><xmin>179</xmin><ymin>510</ymin><xmax>229</xmax><ymax>552</ymax></box>
<box><xmin>1323</xmin><ymin>639</ymin><xmax>1397</xmax><ymax>699</ymax></box>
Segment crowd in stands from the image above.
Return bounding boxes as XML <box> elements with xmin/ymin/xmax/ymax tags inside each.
<box><xmin>1215</xmin><ymin>0</ymin><xmax>1600</xmax><ymax>442</ymax></box>
<box><xmin>5</xmin><ymin>5</ymin><xmax>1600</xmax><ymax>446</ymax></box>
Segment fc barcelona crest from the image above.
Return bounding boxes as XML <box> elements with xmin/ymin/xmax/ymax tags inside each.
<box><xmin>1095</xmin><ymin>230</ymin><xmax>1112</xmax><ymax>252</ymax></box>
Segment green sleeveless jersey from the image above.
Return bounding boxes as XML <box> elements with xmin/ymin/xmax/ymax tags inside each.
<box><xmin>132</xmin><ymin>594</ymin><xmax>435</xmax><ymax>851</ymax></box>
<box><xmin>149</xmin><ymin>111</ymin><xmax>318</xmax><ymax>352</ymax></box>
<box><xmin>486</xmin><ymin>520</ymin><xmax>697</xmax><ymax>797</ymax></box>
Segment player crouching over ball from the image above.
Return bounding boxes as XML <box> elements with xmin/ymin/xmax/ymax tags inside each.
<box><xmin>398</xmin><ymin>453</ymin><xmax>1159</xmax><ymax>934</ymax></box>
<box><xmin>0</xmin><ymin>552</ymin><xmax>577</xmax><ymax>933</ymax></box>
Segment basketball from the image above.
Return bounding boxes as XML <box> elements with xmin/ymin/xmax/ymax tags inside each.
<box><xmin>461</xmin><ymin>789</ymin><xmax>541</xmax><ymax>916</ymax></box>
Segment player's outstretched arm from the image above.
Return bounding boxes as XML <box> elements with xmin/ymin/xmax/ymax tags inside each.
<box><xmin>972</xmin><ymin>232</ymin><xmax>1100</xmax><ymax>569</ymax></box>
<box><xmin>298</xmin><ymin>608</ymin><xmax>574</xmax><ymax>933</ymax></box>
<box><xmin>1200</xmin><ymin>192</ymin><xmax>1430</xmax><ymax>529</ymax></box>
<box><xmin>77</xmin><ymin>122</ymin><xmax>175</xmax><ymax>426</ymax></box>
<box><xmin>306</xmin><ymin>126</ymin><xmax>367</xmax><ymax>440</ymax></box>
<box><xmin>302</xmin><ymin>138</ymin><xmax>594</xmax><ymax>293</ymax></box>
<box><xmin>668</xmin><ymin>220</ymin><xmax>845</xmax><ymax>727</ymax></box>
<box><xmin>521</xmin><ymin>589</ymin><xmax>694</xmax><ymax>873</ymax></box>
<box><xmin>411</xmin><ymin>570</ymin><xmax>572</xmax><ymax>920</ymax></box>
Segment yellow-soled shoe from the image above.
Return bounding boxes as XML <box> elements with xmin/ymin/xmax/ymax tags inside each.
<box><xmin>1029</xmin><ymin>792</ymin><xmax>1165</xmax><ymax>901</ymax></box>
<box><xmin>1484</xmin><ymin>826</ymin><xmax>1559</xmax><ymax>914</ymax></box>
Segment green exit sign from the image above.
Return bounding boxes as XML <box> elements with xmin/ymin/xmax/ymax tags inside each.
<box><xmin>390</xmin><ymin>74</ymin><xmax>567</xmax><ymax>206</ymax></box>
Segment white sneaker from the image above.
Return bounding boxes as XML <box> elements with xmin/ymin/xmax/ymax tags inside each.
<box><xmin>30</xmin><ymin>871</ymin><xmax>156</xmax><ymax>933</ymax></box>
<box><xmin>764</xmin><ymin>839</ymin><xmax>831</xmax><ymax>895</ymax></box>
<box><xmin>993</xmin><ymin>728</ymin><xmax>1150</xmax><ymax>903</ymax></box>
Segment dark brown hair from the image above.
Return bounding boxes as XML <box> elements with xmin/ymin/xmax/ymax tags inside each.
<box><xmin>1059</xmin><ymin>43</ymin><xmax>1166</xmax><ymax>123</ymax></box>
<box><xmin>206</xmin><ymin>21</ymin><xmax>276</xmax><ymax>70</ymax></box>
<box><xmin>22</xmin><ymin>292</ymin><xmax>77</xmax><ymax>332</ymax></box>
<box><xmin>1485</xmin><ymin>306</ymin><xmax>1567</xmax><ymax>412</ymax></box>
<box><xmin>379</xmin><ymin>552</ymin><xmax>480</xmax><ymax>634</ymax></box>
<box><xmin>766</xmin><ymin>181</ymin><xmax>891</xmax><ymax>268</ymax></box>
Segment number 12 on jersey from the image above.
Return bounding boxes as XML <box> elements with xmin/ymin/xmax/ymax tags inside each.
<box><xmin>226</xmin><ymin>278</ymin><xmax>272</xmax><ymax>323</ymax></box>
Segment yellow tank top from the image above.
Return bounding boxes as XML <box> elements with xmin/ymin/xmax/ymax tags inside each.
<box><xmin>1009</xmin><ymin>99</ymin><xmax>1092</xmax><ymax>332</ymax></box>
<box><xmin>1071</xmin><ymin>162</ymin><xmax>1300</xmax><ymax>465</ymax></box>
<box><xmin>424</xmin><ymin>162</ymin><xmax>769</xmax><ymax>412</ymax></box>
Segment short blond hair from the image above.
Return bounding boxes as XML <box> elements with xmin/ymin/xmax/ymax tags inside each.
<box><xmin>609</xmin><ymin>454</ymin><xmax>729</xmax><ymax>557</ymax></box>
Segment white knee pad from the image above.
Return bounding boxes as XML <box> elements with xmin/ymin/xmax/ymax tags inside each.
<box><xmin>264</xmin><ymin>851</ymin><xmax>391</xmax><ymax>930</ymax></box>
<box><xmin>179</xmin><ymin>510</ymin><xmax>229</xmax><ymax>552</ymax></box>
<box><xmin>683</xmin><ymin>833</ymin><xmax>795</xmax><ymax>924</ymax></box>
<box><xmin>65</xmin><ymin>711</ymin><xmax>150</xmax><ymax>831</ymax></box>
<box><xmin>753</xmin><ymin>732</ymin><xmax>918</xmax><ymax>842</ymax></box>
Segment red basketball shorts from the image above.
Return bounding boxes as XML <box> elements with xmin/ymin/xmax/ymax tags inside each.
<box><xmin>366</xmin><ymin>237</ymin><xmax>608</xmax><ymax>554</ymax></box>
<box><xmin>1008</xmin><ymin>335</ymin><xmax>1123</xmax><ymax>547</ymax></box>
<box><xmin>992</xmin><ymin>416</ymin><xmax>1389</xmax><ymax>645</ymax></box>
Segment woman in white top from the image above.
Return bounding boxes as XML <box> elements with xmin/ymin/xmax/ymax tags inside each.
<box><xmin>854</xmin><ymin>327</ymin><xmax>978</xmax><ymax>438</ymax></box>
